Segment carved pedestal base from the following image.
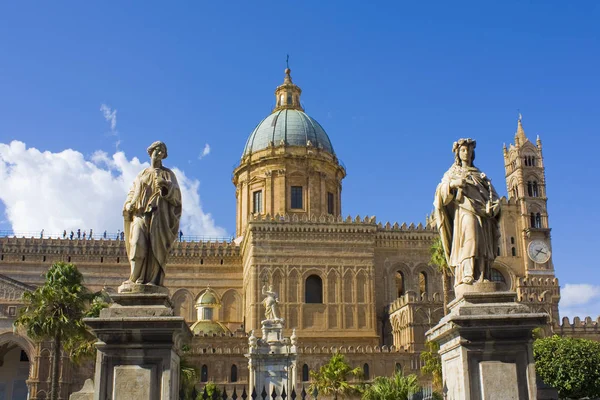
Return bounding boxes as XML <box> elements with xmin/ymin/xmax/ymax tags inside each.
<box><xmin>246</xmin><ymin>319</ymin><xmax>297</xmax><ymax>398</ymax></box>
<box><xmin>426</xmin><ymin>292</ymin><xmax>547</xmax><ymax>400</ymax></box>
<box><xmin>85</xmin><ymin>293</ymin><xmax>191</xmax><ymax>400</ymax></box>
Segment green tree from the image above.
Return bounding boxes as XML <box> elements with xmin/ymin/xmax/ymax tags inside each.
<box><xmin>179</xmin><ymin>357</ymin><xmax>199</xmax><ymax>400</ymax></box>
<box><xmin>534</xmin><ymin>335</ymin><xmax>600</xmax><ymax>399</ymax></box>
<box><xmin>14</xmin><ymin>262</ymin><xmax>101</xmax><ymax>400</ymax></box>
<box><xmin>309</xmin><ymin>353</ymin><xmax>363</xmax><ymax>400</ymax></box>
<box><xmin>420</xmin><ymin>341</ymin><xmax>442</xmax><ymax>393</ymax></box>
<box><xmin>198</xmin><ymin>382</ymin><xmax>222</xmax><ymax>400</ymax></box>
<box><xmin>430</xmin><ymin>237</ymin><xmax>452</xmax><ymax>316</ymax></box>
<box><xmin>361</xmin><ymin>371</ymin><xmax>420</xmax><ymax>400</ymax></box>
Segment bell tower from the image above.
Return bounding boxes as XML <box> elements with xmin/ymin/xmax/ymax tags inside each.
<box><xmin>503</xmin><ymin>116</ymin><xmax>554</xmax><ymax>275</ymax></box>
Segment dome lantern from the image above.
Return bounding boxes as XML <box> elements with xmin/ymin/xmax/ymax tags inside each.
<box><xmin>273</xmin><ymin>66</ymin><xmax>304</xmax><ymax>112</ymax></box>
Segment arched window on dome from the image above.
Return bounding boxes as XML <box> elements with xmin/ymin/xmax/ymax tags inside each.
<box><xmin>305</xmin><ymin>275</ymin><xmax>323</xmax><ymax>304</ymax></box>
<box><xmin>395</xmin><ymin>271</ymin><xmax>405</xmax><ymax>297</ymax></box>
<box><xmin>302</xmin><ymin>364</ymin><xmax>310</xmax><ymax>382</ymax></box>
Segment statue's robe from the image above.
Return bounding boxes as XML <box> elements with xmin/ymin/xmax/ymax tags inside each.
<box><xmin>123</xmin><ymin>166</ymin><xmax>182</xmax><ymax>285</ymax></box>
<box><xmin>434</xmin><ymin>164</ymin><xmax>500</xmax><ymax>285</ymax></box>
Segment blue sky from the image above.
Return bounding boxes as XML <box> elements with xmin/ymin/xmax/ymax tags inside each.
<box><xmin>0</xmin><ymin>1</ymin><xmax>598</xmax><ymax>318</ymax></box>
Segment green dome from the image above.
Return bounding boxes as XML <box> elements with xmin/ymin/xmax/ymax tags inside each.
<box><xmin>197</xmin><ymin>289</ymin><xmax>219</xmax><ymax>305</ymax></box>
<box><xmin>242</xmin><ymin>109</ymin><xmax>335</xmax><ymax>157</ymax></box>
<box><xmin>190</xmin><ymin>320</ymin><xmax>231</xmax><ymax>335</ymax></box>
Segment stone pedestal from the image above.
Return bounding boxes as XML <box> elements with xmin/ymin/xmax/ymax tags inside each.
<box><xmin>426</xmin><ymin>289</ymin><xmax>547</xmax><ymax>400</ymax></box>
<box><xmin>85</xmin><ymin>287</ymin><xmax>192</xmax><ymax>400</ymax></box>
<box><xmin>246</xmin><ymin>320</ymin><xmax>297</xmax><ymax>398</ymax></box>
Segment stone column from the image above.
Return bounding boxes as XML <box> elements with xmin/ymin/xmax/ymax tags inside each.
<box><xmin>426</xmin><ymin>285</ymin><xmax>547</xmax><ymax>400</ymax></box>
<box><xmin>85</xmin><ymin>287</ymin><xmax>192</xmax><ymax>400</ymax></box>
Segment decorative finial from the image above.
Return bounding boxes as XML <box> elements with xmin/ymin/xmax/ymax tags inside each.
<box><xmin>516</xmin><ymin>113</ymin><xmax>526</xmax><ymax>142</ymax></box>
<box><xmin>286</xmin><ymin>54</ymin><xmax>290</xmax><ymax>70</ymax></box>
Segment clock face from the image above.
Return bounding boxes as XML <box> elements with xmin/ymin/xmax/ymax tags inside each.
<box><xmin>528</xmin><ymin>240</ymin><xmax>551</xmax><ymax>264</ymax></box>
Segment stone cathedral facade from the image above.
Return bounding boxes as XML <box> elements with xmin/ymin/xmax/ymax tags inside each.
<box><xmin>0</xmin><ymin>68</ymin><xmax>589</xmax><ymax>399</ymax></box>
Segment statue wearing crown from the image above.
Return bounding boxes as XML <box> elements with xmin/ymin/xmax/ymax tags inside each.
<box><xmin>433</xmin><ymin>138</ymin><xmax>501</xmax><ymax>286</ymax></box>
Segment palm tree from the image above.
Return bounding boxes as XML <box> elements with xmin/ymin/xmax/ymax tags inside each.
<box><xmin>308</xmin><ymin>353</ymin><xmax>363</xmax><ymax>400</ymax></box>
<box><xmin>420</xmin><ymin>341</ymin><xmax>442</xmax><ymax>393</ymax></box>
<box><xmin>179</xmin><ymin>357</ymin><xmax>199</xmax><ymax>400</ymax></box>
<box><xmin>361</xmin><ymin>371</ymin><xmax>420</xmax><ymax>400</ymax></box>
<box><xmin>15</xmin><ymin>262</ymin><xmax>98</xmax><ymax>400</ymax></box>
<box><xmin>430</xmin><ymin>237</ymin><xmax>452</xmax><ymax>315</ymax></box>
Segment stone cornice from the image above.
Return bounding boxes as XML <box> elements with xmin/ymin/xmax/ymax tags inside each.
<box><xmin>0</xmin><ymin>237</ymin><xmax>241</xmax><ymax>258</ymax></box>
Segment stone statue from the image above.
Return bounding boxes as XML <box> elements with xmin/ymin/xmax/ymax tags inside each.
<box><xmin>122</xmin><ymin>141</ymin><xmax>182</xmax><ymax>288</ymax></box>
<box><xmin>433</xmin><ymin>138</ymin><xmax>500</xmax><ymax>286</ymax></box>
<box><xmin>248</xmin><ymin>330</ymin><xmax>257</xmax><ymax>349</ymax></box>
<box><xmin>261</xmin><ymin>285</ymin><xmax>280</xmax><ymax>320</ymax></box>
<box><xmin>290</xmin><ymin>328</ymin><xmax>297</xmax><ymax>346</ymax></box>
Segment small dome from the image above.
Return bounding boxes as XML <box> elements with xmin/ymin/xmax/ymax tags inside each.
<box><xmin>242</xmin><ymin>109</ymin><xmax>335</xmax><ymax>157</ymax></box>
<box><xmin>197</xmin><ymin>288</ymin><xmax>219</xmax><ymax>306</ymax></box>
<box><xmin>190</xmin><ymin>320</ymin><xmax>231</xmax><ymax>335</ymax></box>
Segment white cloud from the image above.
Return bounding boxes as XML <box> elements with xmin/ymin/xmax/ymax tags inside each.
<box><xmin>198</xmin><ymin>144</ymin><xmax>211</xmax><ymax>159</ymax></box>
<box><xmin>100</xmin><ymin>104</ymin><xmax>117</xmax><ymax>132</ymax></box>
<box><xmin>100</xmin><ymin>104</ymin><xmax>121</xmax><ymax>151</ymax></box>
<box><xmin>560</xmin><ymin>283</ymin><xmax>600</xmax><ymax>319</ymax></box>
<box><xmin>0</xmin><ymin>141</ymin><xmax>228</xmax><ymax>239</ymax></box>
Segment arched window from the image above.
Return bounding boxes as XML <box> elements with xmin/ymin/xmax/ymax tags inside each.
<box><xmin>395</xmin><ymin>363</ymin><xmax>402</xmax><ymax>373</ymax></box>
<box><xmin>305</xmin><ymin>275</ymin><xmax>323</xmax><ymax>303</ymax></box>
<box><xmin>524</xmin><ymin>155</ymin><xmax>536</xmax><ymax>167</ymax></box>
<box><xmin>302</xmin><ymin>364</ymin><xmax>309</xmax><ymax>382</ymax></box>
<box><xmin>510</xmin><ymin>237</ymin><xmax>515</xmax><ymax>244</ymax></box>
<box><xmin>201</xmin><ymin>364</ymin><xmax>208</xmax><ymax>382</ymax></box>
<box><xmin>363</xmin><ymin>363</ymin><xmax>370</xmax><ymax>380</ymax></box>
<box><xmin>532</xmin><ymin>182</ymin><xmax>539</xmax><ymax>197</ymax></box>
<box><xmin>230</xmin><ymin>365</ymin><xmax>238</xmax><ymax>383</ymax></box>
<box><xmin>419</xmin><ymin>272</ymin><xmax>428</xmax><ymax>296</ymax></box>
<box><xmin>395</xmin><ymin>271</ymin><xmax>405</xmax><ymax>297</ymax></box>
<box><xmin>530</xmin><ymin>212</ymin><xmax>542</xmax><ymax>228</ymax></box>
<box><xmin>527</xmin><ymin>182</ymin><xmax>533</xmax><ymax>197</ymax></box>
<box><xmin>490</xmin><ymin>268</ymin><xmax>506</xmax><ymax>284</ymax></box>
<box><xmin>512</xmin><ymin>247</ymin><xmax>516</xmax><ymax>256</ymax></box>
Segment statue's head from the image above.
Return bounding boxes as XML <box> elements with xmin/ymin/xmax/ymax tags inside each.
<box><xmin>147</xmin><ymin>141</ymin><xmax>168</xmax><ymax>161</ymax></box>
<box><xmin>269</xmin><ymin>285</ymin><xmax>273</xmax><ymax>291</ymax></box>
<box><xmin>452</xmin><ymin>138</ymin><xmax>476</xmax><ymax>166</ymax></box>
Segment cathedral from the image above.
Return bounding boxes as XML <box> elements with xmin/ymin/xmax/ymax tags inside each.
<box><xmin>0</xmin><ymin>67</ymin><xmax>591</xmax><ymax>399</ymax></box>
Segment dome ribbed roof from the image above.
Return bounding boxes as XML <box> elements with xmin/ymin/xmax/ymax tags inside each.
<box><xmin>190</xmin><ymin>320</ymin><xmax>231</xmax><ymax>335</ymax></box>
<box><xmin>242</xmin><ymin>109</ymin><xmax>335</xmax><ymax>157</ymax></box>
<box><xmin>197</xmin><ymin>289</ymin><xmax>219</xmax><ymax>305</ymax></box>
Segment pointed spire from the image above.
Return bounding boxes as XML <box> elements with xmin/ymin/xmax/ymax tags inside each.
<box><xmin>515</xmin><ymin>114</ymin><xmax>527</xmax><ymax>143</ymax></box>
<box><xmin>273</xmin><ymin>57</ymin><xmax>304</xmax><ymax>112</ymax></box>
